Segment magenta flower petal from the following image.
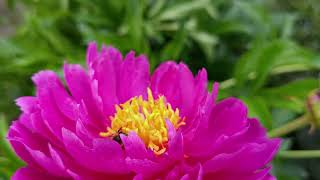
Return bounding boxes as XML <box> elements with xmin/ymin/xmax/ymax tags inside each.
<box><xmin>181</xmin><ymin>164</ymin><xmax>203</xmax><ymax>180</ymax></box>
<box><xmin>120</xmin><ymin>132</ymin><xmax>149</xmax><ymax>159</ymax></box>
<box><xmin>64</xmin><ymin>63</ymin><xmax>105</xmax><ymax>129</ymax></box>
<box><xmin>61</xmin><ymin>128</ymin><xmax>128</xmax><ymax>174</ymax></box>
<box><xmin>16</xmin><ymin>97</ymin><xmax>37</xmax><ymax>114</ymax></box>
<box><xmin>12</xmin><ymin>167</ymin><xmax>60</xmax><ymax>180</ymax></box>
<box><xmin>151</xmin><ymin>62</ymin><xmax>207</xmax><ymax>119</ymax></box>
<box><xmin>8</xmin><ymin>42</ymin><xmax>280</xmax><ymax>179</ymax></box>
<box><xmin>118</xmin><ymin>51</ymin><xmax>150</xmax><ymax>101</ymax></box>
<box><xmin>167</xmin><ymin>132</ymin><xmax>184</xmax><ymax>161</ymax></box>
<box><xmin>205</xmin><ymin>166</ymin><xmax>272</xmax><ymax>180</ymax></box>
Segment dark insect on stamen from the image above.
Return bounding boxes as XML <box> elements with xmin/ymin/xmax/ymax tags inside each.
<box><xmin>112</xmin><ymin>128</ymin><xmax>127</xmax><ymax>145</ymax></box>
<box><xmin>113</xmin><ymin>135</ymin><xmax>122</xmax><ymax>144</ymax></box>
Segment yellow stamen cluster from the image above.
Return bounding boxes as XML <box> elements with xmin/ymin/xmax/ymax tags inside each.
<box><xmin>100</xmin><ymin>88</ymin><xmax>185</xmax><ymax>155</ymax></box>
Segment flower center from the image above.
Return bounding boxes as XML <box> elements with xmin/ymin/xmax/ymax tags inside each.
<box><xmin>100</xmin><ymin>88</ymin><xmax>185</xmax><ymax>155</ymax></box>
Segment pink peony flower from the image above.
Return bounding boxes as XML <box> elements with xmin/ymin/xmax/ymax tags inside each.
<box><xmin>8</xmin><ymin>42</ymin><xmax>280</xmax><ymax>180</ymax></box>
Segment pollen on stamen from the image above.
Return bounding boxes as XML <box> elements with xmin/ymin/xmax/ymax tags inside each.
<box><xmin>100</xmin><ymin>88</ymin><xmax>185</xmax><ymax>155</ymax></box>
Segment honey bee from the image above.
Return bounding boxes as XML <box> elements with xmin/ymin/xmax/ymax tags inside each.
<box><xmin>112</xmin><ymin>128</ymin><xmax>127</xmax><ymax>145</ymax></box>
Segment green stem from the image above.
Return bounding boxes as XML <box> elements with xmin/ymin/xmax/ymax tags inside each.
<box><xmin>268</xmin><ymin>115</ymin><xmax>309</xmax><ymax>138</ymax></box>
<box><xmin>278</xmin><ymin>150</ymin><xmax>320</xmax><ymax>158</ymax></box>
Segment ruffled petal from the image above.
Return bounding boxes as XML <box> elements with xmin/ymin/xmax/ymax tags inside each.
<box><xmin>7</xmin><ymin>121</ymin><xmax>78</xmax><ymax>178</ymax></box>
<box><xmin>24</xmin><ymin>144</ymin><xmax>69</xmax><ymax>177</ymax></box>
<box><xmin>125</xmin><ymin>158</ymin><xmax>166</xmax><ymax>177</ymax></box>
<box><xmin>86</xmin><ymin>42</ymin><xmax>99</xmax><ymax>68</ymax></box>
<box><xmin>32</xmin><ymin>71</ymin><xmax>77</xmax><ymax>140</ymax></box>
<box><xmin>64</xmin><ymin>63</ymin><xmax>105</xmax><ymax>130</ymax></box>
<box><xmin>120</xmin><ymin>131</ymin><xmax>149</xmax><ymax>159</ymax></box>
<box><xmin>88</xmin><ymin>45</ymin><xmax>122</xmax><ymax>117</ymax></box>
<box><xmin>11</xmin><ymin>167</ymin><xmax>62</xmax><ymax>180</ymax></box>
<box><xmin>15</xmin><ymin>97</ymin><xmax>37</xmax><ymax>114</ymax></box>
<box><xmin>86</xmin><ymin>45</ymin><xmax>150</xmax><ymax>118</ymax></box>
<box><xmin>61</xmin><ymin>128</ymin><xmax>128</xmax><ymax>174</ymax></box>
<box><xmin>8</xmin><ymin>121</ymin><xmax>48</xmax><ymax>168</ymax></box>
<box><xmin>181</xmin><ymin>164</ymin><xmax>203</xmax><ymax>180</ymax></box>
<box><xmin>203</xmin><ymin>140</ymin><xmax>280</xmax><ymax>174</ymax></box>
<box><xmin>204</xmin><ymin>166</ymin><xmax>272</xmax><ymax>180</ymax></box>
<box><xmin>185</xmin><ymin>97</ymin><xmax>250</xmax><ymax>157</ymax></box>
<box><xmin>151</xmin><ymin>62</ymin><xmax>208</xmax><ymax>120</ymax></box>
<box><xmin>208</xmin><ymin>98</ymin><xmax>248</xmax><ymax>137</ymax></box>
<box><xmin>152</xmin><ymin>62</ymin><xmax>191</xmax><ymax>116</ymax></box>
<box><xmin>167</xmin><ymin>132</ymin><xmax>184</xmax><ymax>161</ymax></box>
<box><xmin>118</xmin><ymin>51</ymin><xmax>150</xmax><ymax>102</ymax></box>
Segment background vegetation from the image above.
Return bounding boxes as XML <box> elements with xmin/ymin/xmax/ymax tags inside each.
<box><xmin>1</xmin><ymin>0</ymin><xmax>320</xmax><ymax>179</ymax></box>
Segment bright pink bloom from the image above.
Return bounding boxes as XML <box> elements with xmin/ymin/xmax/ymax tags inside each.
<box><xmin>8</xmin><ymin>43</ymin><xmax>280</xmax><ymax>180</ymax></box>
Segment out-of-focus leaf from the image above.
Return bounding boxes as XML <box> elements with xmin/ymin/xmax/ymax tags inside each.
<box><xmin>265</xmin><ymin>96</ymin><xmax>305</xmax><ymax>113</ymax></box>
<box><xmin>226</xmin><ymin>1</ymin><xmax>271</xmax><ymax>37</ymax></box>
<box><xmin>0</xmin><ymin>39</ymin><xmax>23</xmax><ymax>59</ymax></box>
<box><xmin>205</xmin><ymin>5</ymin><xmax>218</xmax><ymax>19</ymax></box>
<box><xmin>208</xmin><ymin>20</ymin><xmax>251</xmax><ymax>35</ymax></box>
<box><xmin>0</xmin><ymin>164</ymin><xmax>11</xmax><ymax>180</ymax></box>
<box><xmin>6</xmin><ymin>0</ymin><xmax>17</xmax><ymax>10</ymax></box>
<box><xmin>280</xmin><ymin>139</ymin><xmax>293</xmax><ymax>151</ymax></box>
<box><xmin>190</xmin><ymin>31</ymin><xmax>218</xmax><ymax>61</ymax></box>
<box><xmin>261</xmin><ymin>78</ymin><xmax>319</xmax><ymax>99</ymax></box>
<box><xmin>157</xmin><ymin>0</ymin><xmax>209</xmax><ymax>21</ymax></box>
<box><xmin>125</xmin><ymin>0</ymin><xmax>147</xmax><ymax>52</ymax></box>
<box><xmin>233</xmin><ymin>1</ymin><xmax>269</xmax><ymax>25</ymax></box>
<box><xmin>241</xmin><ymin>96</ymin><xmax>273</xmax><ymax>130</ymax></box>
<box><xmin>148</xmin><ymin>0</ymin><xmax>167</xmax><ymax>18</ymax></box>
<box><xmin>276</xmin><ymin>14</ymin><xmax>297</xmax><ymax>39</ymax></box>
<box><xmin>234</xmin><ymin>39</ymin><xmax>320</xmax><ymax>92</ymax></box>
<box><xmin>78</xmin><ymin>23</ymin><xmax>108</xmax><ymax>45</ymax></box>
<box><xmin>272</xmin><ymin>109</ymin><xmax>297</xmax><ymax>129</ymax></box>
<box><xmin>251</xmin><ymin>41</ymin><xmax>288</xmax><ymax>91</ymax></box>
<box><xmin>273</xmin><ymin>159</ymin><xmax>308</xmax><ymax>180</ymax></box>
<box><xmin>259</xmin><ymin>78</ymin><xmax>319</xmax><ymax>112</ymax></box>
<box><xmin>160</xmin><ymin>25</ymin><xmax>187</xmax><ymax>61</ymax></box>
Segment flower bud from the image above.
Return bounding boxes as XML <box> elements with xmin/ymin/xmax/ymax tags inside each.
<box><xmin>307</xmin><ymin>89</ymin><xmax>320</xmax><ymax>132</ymax></box>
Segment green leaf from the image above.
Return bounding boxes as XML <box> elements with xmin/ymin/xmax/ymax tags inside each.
<box><xmin>277</xmin><ymin>14</ymin><xmax>296</xmax><ymax>39</ymax></box>
<box><xmin>280</xmin><ymin>139</ymin><xmax>293</xmax><ymax>151</ymax></box>
<box><xmin>234</xmin><ymin>39</ymin><xmax>320</xmax><ymax>92</ymax></box>
<box><xmin>0</xmin><ymin>39</ymin><xmax>23</xmax><ymax>59</ymax></box>
<box><xmin>157</xmin><ymin>0</ymin><xmax>209</xmax><ymax>21</ymax></box>
<box><xmin>241</xmin><ymin>96</ymin><xmax>273</xmax><ymax>130</ymax></box>
<box><xmin>261</xmin><ymin>78</ymin><xmax>319</xmax><ymax>99</ymax></box>
<box><xmin>250</xmin><ymin>41</ymin><xmax>288</xmax><ymax>91</ymax></box>
<box><xmin>160</xmin><ymin>25</ymin><xmax>187</xmax><ymax>61</ymax></box>
<box><xmin>226</xmin><ymin>1</ymin><xmax>272</xmax><ymax>37</ymax></box>
<box><xmin>273</xmin><ymin>159</ymin><xmax>308</xmax><ymax>180</ymax></box>
<box><xmin>208</xmin><ymin>20</ymin><xmax>251</xmax><ymax>35</ymax></box>
<box><xmin>258</xmin><ymin>78</ymin><xmax>319</xmax><ymax>112</ymax></box>
<box><xmin>190</xmin><ymin>31</ymin><xmax>218</xmax><ymax>61</ymax></box>
<box><xmin>6</xmin><ymin>0</ymin><xmax>17</xmax><ymax>10</ymax></box>
<box><xmin>125</xmin><ymin>0</ymin><xmax>148</xmax><ymax>52</ymax></box>
<box><xmin>233</xmin><ymin>1</ymin><xmax>269</xmax><ymax>25</ymax></box>
<box><xmin>148</xmin><ymin>0</ymin><xmax>167</xmax><ymax>18</ymax></box>
<box><xmin>271</xmin><ymin>109</ymin><xmax>297</xmax><ymax>131</ymax></box>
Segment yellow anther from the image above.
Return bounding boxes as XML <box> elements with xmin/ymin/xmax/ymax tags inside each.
<box><xmin>100</xmin><ymin>88</ymin><xmax>185</xmax><ymax>155</ymax></box>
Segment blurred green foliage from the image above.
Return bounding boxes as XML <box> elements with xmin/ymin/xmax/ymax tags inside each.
<box><xmin>1</xmin><ymin>0</ymin><xmax>320</xmax><ymax>179</ymax></box>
